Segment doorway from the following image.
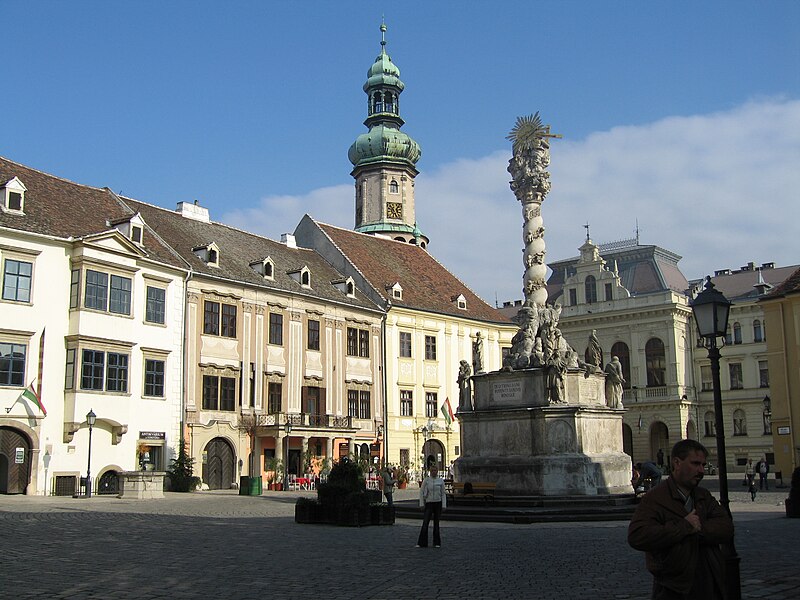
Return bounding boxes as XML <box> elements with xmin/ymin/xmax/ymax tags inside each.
<box><xmin>203</xmin><ymin>437</ymin><xmax>235</xmax><ymax>490</ymax></box>
<box><xmin>0</xmin><ymin>427</ymin><xmax>31</xmax><ymax>494</ymax></box>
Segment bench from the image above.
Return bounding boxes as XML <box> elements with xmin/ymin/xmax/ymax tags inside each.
<box><xmin>448</xmin><ymin>481</ymin><xmax>497</xmax><ymax>504</ymax></box>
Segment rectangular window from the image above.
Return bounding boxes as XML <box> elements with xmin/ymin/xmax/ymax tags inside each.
<box><xmin>604</xmin><ymin>283</ymin><xmax>613</xmax><ymax>301</ymax></box>
<box><xmin>569</xmin><ymin>288</ymin><xmax>577</xmax><ymax>306</ymax></box>
<box><xmin>359</xmin><ymin>390</ymin><xmax>371</xmax><ymax>419</ymax></box>
<box><xmin>400</xmin><ymin>449</ymin><xmax>410</xmax><ymax>466</ymax></box>
<box><xmin>425</xmin><ymin>335</ymin><xmax>437</xmax><ymax>360</ymax></box>
<box><xmin>69</xmin><ymin>269</ymin><xmax>81</xmax><ymax>308</ymax></box>
<box><xmin>425</xmin><ymin>392</ymin><xmax>438</xmax><ymax>418</ymax></box>
<box><xmin>84</xmin><ymin>270</ymin><xmax>108</xmax><ymax>310</ymax></box>
<box><xmin>700</xmin><ymin>365</ymin><xmax>713</xmax><ymax>391</ymax></box>
<box><xmin>64</xmin><ymin>348</ymin><xmax>76</xmax><ymax>389</ymax></box>
<box><xmin>347</xmin><ymin>390</ymin><xmax>358</xmax><ymax>417</ymax></box>
<box><xmin>399</xmin><ymin>332</ymin><xmax>412</xmax><ymax>358</ymax></box>
<box><xmin>400</xmin><ymin>390</ymin><xmax>413</xmax><ymax>416</ymax></box>
<box><xmin>729</xmin><ymin>363</ymin><xmax>743</xmax><ymax>390</ymax></box>
<box><xmin>220</xmin><ymin>377</ymin><xmax>236</xmax><ymax>411</ymax></box>
<box><xmin>106</xmin><ymin>352</ymin><xmax>129</xmax><ymax>392</ymax></box>
<box><xmin>308</xmin><ymin>319</ymin><xmax>320</xmax><ymax>351</ymax></box>
<box><xmin>2</xmin><ymin>259</ymin><xmax>32</xmax><ymax>302</ymax></box>
<box><xmin>203</xmin><ymin>301</ymin><xmax>220</xmax><ymax>335</ymax></box>
<box><xmin>109</xmin><ymin>275</ymin><xmax>132</xmax><ymax>315</ymax></box>
<box><xmin>202</xmin><ymin>375</ymin><xmax>219</xmax><ymax>410</ymax></box>
<box><xmin>759</xmin><ymin>360</ymin><xmax>769</xmax><ymax>388</ymax></box>
<box><xmin>267</xmin><ymin>382</ymin><xmax>282</xmax><ymax>414</ymax></box>
<box><xmin>347</xmin><ymin>327</ymin><xmax>358</xmax><ymax>356</ymax></box>
<box><xmin>144</xmin><ymin>359</ymin><xmax>165</xmax><ymax>397</ymax></box>
<box><xmin>81</xmin><ymin>349</ymin><xmax>105</xmax><ymax>390</ymax></box>
<box><xmin>145</xmin><ymin>286</ymin><xmax>166</xmax><ymax>324</ymax></box>
<box><xmin>359</xmin><ymin>329</ymin><xmax>370</xmax><ymax>358</ymax></box>
<box><xmin>0</xmin><ymin>342</ymin><xmax>26</xmax><ymax>386</ymax></box>
<box><xmin>221</xmin><ymin>304</ymin><xmax>237</xmax><ymax>338</ymax></box>
<box><xmin>269</xmin><ymin>313</ymin><xmax>283</xmax><ymax>346</ymax></box>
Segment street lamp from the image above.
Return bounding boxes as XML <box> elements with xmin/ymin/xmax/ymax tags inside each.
<box><xmin>85</xmin><ymin>409</ymin><xmax>96</xmax><ymax>499</ymax></box>
<box><xmin>690</xmin><ymin>276</ymin><xmax>740</xmax><ymax>600</ymax></box>
<box><xmin>283</xmin><ymin>420</ymin><xmax>292</xmax><ymax>492</ymax></box>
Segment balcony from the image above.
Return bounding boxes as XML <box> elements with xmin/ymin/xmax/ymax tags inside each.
<box><xmin>622</xmin><ymin>385</ymin><xmax>694</xmax><ymax>404</ymax></box>
<box><xmin>256</xmin><ymin>412</ymin><xmax>354</xmax><ymax>430</ymax></box>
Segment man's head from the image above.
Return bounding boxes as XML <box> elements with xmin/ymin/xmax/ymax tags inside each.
<box><xmin>670</xmin><ymin>439</ymin><xmax>709</xmax><ymax>491</ymax></box>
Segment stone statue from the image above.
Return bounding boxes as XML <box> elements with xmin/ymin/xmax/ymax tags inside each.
<box><xmin>604</xmin><ymin>356</ymin><xmax>625</xmax><ymax>409</ymax></box>
<box><xmin>473</xmin><ymin>332</ymin><xmax>485</xmax><ymax>374</ymax></box>
<box><xmin>545</xmin><ymin>331</ymin><xmax>567</xmax><ymax>404</ymax></box>
<box><xmin>457</xmin><ymin>360</ymin><xmax>472</xmax><ymax>412</ymax></box>
<box><xmin>587</xmin><ymin>330</ymin><xmax>603</xmax><ymax>372</ymax></box>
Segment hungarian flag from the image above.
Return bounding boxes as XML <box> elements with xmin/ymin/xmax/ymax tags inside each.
<box><xmin>440</xmin><ymin>397</ymin><xmax>454</xmax><ymax>426</ymax></box>
<box><xmin>19</xmin><ymin>381</ymin><xmax>46</xmax><ymax>416</ymax></box>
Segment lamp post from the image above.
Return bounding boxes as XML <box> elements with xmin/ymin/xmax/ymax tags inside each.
<box><xmin>85</xmin><ymin>409</ymin><xmax>96</xmax><ymax>499</ymax></box>
<box><xmin>690</xmin><ymin>276</ymin><xmax>741</xmax><ymax>600</ymax></box>
<box><xmin>283</xmin><ymin>420</ymin><xmax>292</xmax><ymax>492</ymax></box>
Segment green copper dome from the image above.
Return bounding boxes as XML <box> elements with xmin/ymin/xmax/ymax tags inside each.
<box><xmin>348</xmin><ymin>124</ymin><xmax>421</xmax><ymax>167</ymax></box>
<box><xmin>364</xmin><ymin>49</ymin><xmax>404</xmax><ymax>92</ymax></box>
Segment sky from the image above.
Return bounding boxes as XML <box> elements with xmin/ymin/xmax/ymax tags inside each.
<box><xmin>4</xmin><ymin>1</ymin><xmax>800</xmax><ymax>305</ymax></box>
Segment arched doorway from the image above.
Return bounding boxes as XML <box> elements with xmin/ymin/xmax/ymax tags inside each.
<box><xmin>0</xmin><ymin>426</ymin><xmax>31</xmax><ymax>494</ymax></box>
<box><xmin>203</xmin><ymin>437</ymin><xmax>235</xmax><ymax>490</ymax></box>
<box><xmin>622</xmin><ymin>423</ymin><xmax>633</xmax><ymax>459</ymax></box>
<box><xmin>686</xmin><ymin>420</ymin><xmax>698</xmax><ymax>440</ymax></box>
<box><xmin>97</xmin><ymin>470</ymin><xmax>119</xmax><ymax>495</ymax></box>
<box><xmin>421</xmin><ymin>439</ymin><xmax>445</xmax><ymax>472</ymax></box>
<box><xmin>649</xmin><ymin>422</ymin><xmax>669</xmax><ymax>466</ymax></box>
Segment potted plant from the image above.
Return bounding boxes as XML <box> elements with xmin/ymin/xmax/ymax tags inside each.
<box><xmin>166</xmin><ymin>440</ymin><xmax>201</xmax><ymax>492</ymax></box>
<box><xmin>396</xmin><ymin>466</ymin><xmax>409</xmax><ymax>489</ymax></box>
<box><xmin>265</xmin><ymin>457</ymin><xmax>284</xmax><ymax>491</ymax></box>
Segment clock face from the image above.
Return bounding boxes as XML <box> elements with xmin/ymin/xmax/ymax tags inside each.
<box><xmin>387</xmin><ymin>202</ymin><xmax>403</xmax><ymax>219</ymax></box>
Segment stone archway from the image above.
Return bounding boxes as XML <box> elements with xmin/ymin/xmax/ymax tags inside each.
<box><xmin>422</xmin><ymin>439</ymin><xmax>445</xmax><ymax>472</ymax></box>
<box><xmin>649</xmin><ymin>421</ymin><xmax>670</xmax><ymax>466</ymax></box>
<box><xmin>203</xmin><ymin>437</ymin><xmax>235</xmax><ymax>490</ymax></box>
<box><xmin>0</xmin><ymin>426</ymin><xmax>32</xmax><ymax>494</ymax></box>
<box><xmin>686</xmin><ymin>420</ymin><xmax>698</xmax><ymax>441</ymax></box>
<box><xmin>622</xmin><ymin>423</ymin><xmax>634</xmax><ymax>459</ymax></box>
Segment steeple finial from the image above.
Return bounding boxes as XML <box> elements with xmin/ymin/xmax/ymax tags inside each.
<box><xmin>584</xmin><ymin>222</ymin><xmax>590</xmax><ymax>241</ymax></box>
<box><xmin>380</xmin><ymin>20</ymin><xmax>387</xmax><ymax>50</ymax></box>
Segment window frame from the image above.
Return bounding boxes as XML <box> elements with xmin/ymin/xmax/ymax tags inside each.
<box><xmin>144</xmin><ymin>358</ymin><xmax>165</xmax><ymax>397</ymax></box>
<box><xmin>399</xmin><ymin>331</ymin><xmax>412</xmax><ymax>358</ymax></box>
<box><xmin>425</xmin><ymin>392</ymin><xmax>438</xmax><ymax>418</ymax></box>
<box><xmin>0</xmin><ymin>342</ymin><xmax>26</xmax><ymax>387</ymax></box>
<box><xmin>2</xmin><ymin>258</ymin><xmax>33</xmax><ymax>302</ymax></box>
<box><xmin>307</xmin><ymin>319</ymin><xmax>320</xmax><ymax>351</ymax></box>
<box><xmin>359</xmin><ymin>390</ymin><xmax>371</xmax><ymax>419</ymax></box>
<box><xmin>424</xmin><ymin>335</ymin><xmax>437</xmax><ymax>361</ymax></box>
<box><xmin>269</xmin><ymin>313</ymin><xmax>284</xmax><ymax>346</ymax></box>
<box><xmin>145</xmin><ymin>286</ymin><xmax>166</xmax><ymax>324</ymax></box>
<box><xmin>400</xmin><ymin>390</ymin><xmax>413</xmax><ymax>416</ymax></box>
<box><xmin>728</xmin><ymin>362</ymin><xmax>743</xmax><ymax>390</ymax></box>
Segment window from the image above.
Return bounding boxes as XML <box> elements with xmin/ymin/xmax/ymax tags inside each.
<box><xmin>704</xmin><ymin>411</ymin><xmax>715</xmax><ymax>437</ymax></box>
<box><xmin>144</xmin><ymin>359</ymin><xmax>165</xmax><ymax>397</ymax></box>
<box><xmin>729</xmin><ymin>363</ymin><xmax>743</xmax><ymax>390</ymax></box>
<box><xmin>426</xmin><ymin>392</ymin><xmax>438</xmax><ymax>418</ymax></box>
<box><xmin>733</xmin><ymin>409</ymin><xmax>747</xmax><ymax>436</ymax></box>
<box><xmin>347</xmin><ymin>327</ymin><xmax>369</xmax><ymax>357</ymax></box>
<box><xmin>399</xmin><ymin>332</ymin><xmax>412</xmax><ymax>358</ymax></box>
<box><xmin>348</xmin><ymin>390</ymin><xmax>358</xmax><ymax>417</ymax></box>
<box><xmin>69</xmin><ymin>270</ymin><xmax>80</xmax><ymax>308</ymax></box>
<box><xmin>604</xmin><ymin>283</ymin><xmax>613</xmax><ymax>301</ymax></box>
<box><xmin>733</xmin><ymin>322</ymin><xmax>742</xmax><ymax>345</ymax></box>
<box><xmin>109</xmin><ymin>275</ymin><xmax>131</xmax><ymax>314</ymax></box>
<box><xmin>203</xmin><ymin>301</ymin><xmax>236</xmax><ymax>337</ymax></box>
<box><xmin>81</xmin><ymin>350</ymin><xmax>105</xmax><ymax>390</ymax></box>
<box><xmin>301</xmin><ymin>270</ymin><xmax>310</xmax><ymax>287</ymax></box>
<box><xmin>389</xmin><ymin>179</ymin><xmax>399</xmax><ymax>193</ymax></box>
<box><xmin>131</xmin><ymin>225</ymin><xmax>143</xmax><ymax>244</ymax></box>
<box><xmin>359</xmin><ymin>391</ymin><xmax>371</xmax><ymax>419</ymax></box>
<box><xmin>203</xmin><ymin>301</ymin><xmax>220</xmax><ymax>335</ymax></box>
<box><xmin>700</xmin><ymin>365</ymin><xmax>713</xmax><ymax>391</ymax></box>
<box><xmin>64</xmin><ymin>348</ymin><xmax>76</xmax><ymax>389</ymax></box>
<box><xmin>2</xmin><ymin>259</ymin><xmax>32</xmax><ymax>302</ymax></box>
<box><xmin>425</xmin><ymin>335</ymin><xmax>437</xmax><ymax>360</ymax></box>
<box><xmin>83</xmin><ymin>270</ymin><xmax>132</xmax><ymax>315</ymax></box>
<box><xmin>0</xmin><ymin>342</ymin><xmax>26</xmax><ymax>386</ymax></box>
<box><xmin>1</xmin><ymin>177</ymin><xmax>26</xmax><ymax>212</ymax></box>
<box><xmin>569</xmin><ymin>288</ymin><xmax>577</xmax><ymax>306</ymax></box>
<box><xmin>585</xmin><ymin>275</ymin><xmax>597</xmax><ymax>304</ymax></box>
<box><xmin>400</xmin><ymin>449</ymin><xmax>410</xmax><ymax>466</ymax></box>
<box><xmin>269</xmin><ymin>313</ymin><xmax>283</xmax><ymax>346</ymax></box>
<box><xmin>645</xmin><ymin>338</ymin><xmax>666</xmax><ymax>387</ymax></box>
<box><xmin>85</xmin><ymin>270</ymin><xmax>108</xmax><ymax>310</ymax></box>
<box><xmin>202</xmin><ymin>375</ymin><xmax>236</xmax><ymax>411</ymax></box>
<box><xmin>753</xmin><ymin>320</ymin><xmax>763</xmax><ymax>343</ymax></box>
<box><xmin>400</xmin><ymin>390</ymin><xmax>413</xmax><ymax>416</ymax></box>
<box><xmin>268</xmin><ymin>382</ymin><xmax>282</xmax><ymax>413</ymax></box>
<box><xmin>725</xmin><ymin>327</ymin><xmax>732</xmax><ymax>346</ymax></box>
<box><xmin>610</xmin><ymin>342</ymin><xmax>630</xmax><ymax>388</ymax></box>
<box><xmin>305</xmin><ymin>386</ymin><xmax>321</xmax><ymax>415</ymax></box>
<box><xmin>759</xmin><ymin>360</ymin><xmax>769</xmax><ymax>388</ymax></box>
<box><xmin>307</xmin><ymin>319</ymin><xmax>320</xmax><ymax>351</ymax></box>
<box><xmin>145</xmin><ymin>286</ymin><xmax>166</xmax><ymax>324</ymax></box>
<box><xmin>106</xmin><ymin>352</ymin><xmax>129</xmax><ymax>392</ymax></box>
<box><xmin>221</xmin><ymin>304</ymin><xmax>237</xmax><ymax>338</ymax></box>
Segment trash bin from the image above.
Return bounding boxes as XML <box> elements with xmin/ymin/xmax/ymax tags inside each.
<box><xmin>239</xmin><ymin>476</ymin><xmax>263</xmax><ymax>496</ymax></box>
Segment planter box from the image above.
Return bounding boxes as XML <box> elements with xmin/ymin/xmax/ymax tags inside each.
<box><xmin>295</xmin><ymin>501</ymin><xmax>321</xmax><ymax>524</ymax></box>
<box><xmin>239</xmin><ymin>476</ymin><xmax>263</xmax><ymax>496</ymax></box>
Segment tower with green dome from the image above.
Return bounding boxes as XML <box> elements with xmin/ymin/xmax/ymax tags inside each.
<box><xmin>348</xmin><ymin>23</ymin><xmax>428</xmax><ymax>248</ymax></box>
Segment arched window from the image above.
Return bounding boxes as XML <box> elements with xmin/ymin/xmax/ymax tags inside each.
<box><xmin>733</xmin><ymin>409</ymin><xmax>747</xmax><ymax>436</ymax></box>
<box><xmin>372</xmin><ymin>92</ymin><xmax>382</xmax><ymax>114</ymax></box>
<box><xmin>645</xmin><ymin>338</ymin><xmax>666</xmax><ymax>387</ymax></box>
<box><xmin>585</xmin><ymin>275</ymin><xmax>597</xmax><ymax>304</ymax></box>
<box><xmin>389</xmin><ymin>179</ymin><xmax>399</xmax><ymax>193</ymax></box>
<box><xmin>703</xmin><ymin>411</ymin><xmax>715</xmax><ymax>437</ymax></box>
<box><xmin>733</xmin><ymin>322</ymin><xmax>742</xmax><ymax>344</ymax></box>
<box><xmin>753</xmin><ymin>320</ymin><xmax>763</xmax><ymax>343</ymax></box>
<box><xmin>610</xmin><ymin>341</ymin><xmax>631</xmax><ymax>388</ymax></box>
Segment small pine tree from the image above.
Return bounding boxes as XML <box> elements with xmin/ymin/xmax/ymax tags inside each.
<box><xmin>167</xmin><ymin>440</ymin><xmax>201</xmax><ymax>492</ymax></box>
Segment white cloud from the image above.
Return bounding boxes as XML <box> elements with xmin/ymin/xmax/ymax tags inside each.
<box><xmin>225</xmin><ymin>98</ymin><xmax>800</xmax><ymax>306</ymax></box>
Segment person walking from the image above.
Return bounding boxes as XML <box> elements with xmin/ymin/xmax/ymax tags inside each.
<box><xmin>749</xmin><ymin>476</ymin><xmax>758</xmax><ymax>502</ymax></box>
<box><xmin>758</xmin><ymin>458</ymin><xmax>770</xmax><ymax>490</ymax></box>
<box><xmin>381</xmin><ymin>465</ymin><xmax>396</xmax><ymax>507</ymax></box>
<box><xmin>628</xmin><ymin>439</ymin><xmax>733</xmax><ymax>599</ymax></box>
<box><xmin>417</xmin><ymin>465</ymin><xmax>447</xmax><ymax>548</ymax></box>
<box><xmin>745</xmin><ymin>458</ymin><xmax>755</xmax><ymax>487</ymax></box>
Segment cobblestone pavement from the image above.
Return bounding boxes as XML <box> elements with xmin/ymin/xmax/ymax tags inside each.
<box><xmin>0</xmin><ymin>487</ymin><xmax>797</xmax><ymax>599</ymax></box>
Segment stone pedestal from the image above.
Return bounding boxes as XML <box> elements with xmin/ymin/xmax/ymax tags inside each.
<box><xmin>456</xmin><ymin>368</ymin><xmax>631</xmax><ymax>496</ymax></box>
<box><xmin>118</xmin><ymin>471</ymin><xmax>166</xmax><ymax>499</ymax></box>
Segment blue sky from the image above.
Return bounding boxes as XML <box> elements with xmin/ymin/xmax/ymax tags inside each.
<box><xmin>5</xmin><ymin>1</ymin><xmax>800</xmax><ymax>303</ymax></box>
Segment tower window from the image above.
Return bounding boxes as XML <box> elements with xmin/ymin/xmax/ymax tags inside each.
<box><xmin>389</xmin><ymin>180</ymin><xmax>399</xmax><ymax>194</ymax></box>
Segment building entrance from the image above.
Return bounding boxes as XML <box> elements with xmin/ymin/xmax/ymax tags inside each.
<box><xmin>0</xmin><ymin>427</ymin><xmax>31</xmax><ymax>494</ymax></box>
<box><xmin>203</xmin><ymin>438</ymin><xmax>235</xmax><ymax>490</ymax></box>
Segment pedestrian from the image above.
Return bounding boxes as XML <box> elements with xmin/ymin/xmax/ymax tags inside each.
<box><xmin>657</xmin><ymin>448</ymin><xmax>664</xmax><ymax>468</ymax></box>
<box><xmin>745</xmin><ymin>458</ymin><xmax>755</xmax><ymax>487</ymax></box>
<box><xmin>628</xmin><ymin>439</ymin><xmax>733</xmax><ymax>599</ymax></box>
<box><xmin>749</xmin><ymin>476</ymin><xmax>758</xmax><ymax>502</ymax></box>
<box><xmin>637</xmin><ymin>461</ymin><xmax>662</xmax><ymax>491</ymax></box>
<box><xmin>417</xmin><ymin>465</ymin><xmax>447</xmax><ymax>548</ymax></box>
<box><xmin>381</xmin><ymin>465</ymin><xmax>396</xmax><ymax>507</ymax></box>
<box><xmin>758</xmin><ymin>458</ymin><xmax>769</xmax><ymax>490</ymax></box>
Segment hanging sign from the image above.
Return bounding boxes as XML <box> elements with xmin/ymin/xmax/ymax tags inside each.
<box><xmin>15</xmin><ymin>447</ymin><xmax>25</xmax><ymax>463</ymax></box>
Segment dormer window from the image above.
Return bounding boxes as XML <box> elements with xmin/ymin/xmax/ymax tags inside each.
<box><xmin>452</xmin><ymin>294</ymin><xmax>467</xmax><ymax>310</ymax></box>
<box><xmin>250</xmin><ymin>257</ymin><xmax>274</xmax><ymax>280</ymax></box>
<box><xmin>1</xmin><ymin>177</ymin><xmax>27</xmax><ymax>214</ymax></box>
<box><xmin>131</xmin><ymin>225</ymin><xmax>143</xmax><ymax>244</ymax></box>
<box><xmin>333</xmin><ymin>276</ymin><xmax>356</xmax><ymax>298</ymax></box>
<box><xmin>347</xmin><ymin>281</ymin><xmax>355</xmax><ymax>297</ymax></box>
<box><xmin>193</xmin><ymin>242</ymin><xmax>220</xmax><ymax>267</ymax></box>
<box><xmin>301</xmin><ymin>271</ymin><xmax>310</xmax><ymax>286</ymax></box>
<box><xmin>288</xmin><ymin>266</ymin><xmax>311</xmax><ymax>288</ymax></box>
<box><xmin>387</xmin><ymin>282</ymin><xmax>403</xmax><ymax>301</ymax></box>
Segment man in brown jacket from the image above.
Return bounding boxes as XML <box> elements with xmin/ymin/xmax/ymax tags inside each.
<box><xmin>628</xmin><ymin>439</ymin><xmax>734</xmax><ymax>599</ymax></box>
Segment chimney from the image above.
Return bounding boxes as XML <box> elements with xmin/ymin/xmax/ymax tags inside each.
<box><xmin>177</xmin><ymin>201</ymin><xmax>210</xmax><ymax>223</ymax></box>
<box><xmin>281</xmin><ymin>233</ymin><xmax>297</xmax><ymax>249</ymax></box>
